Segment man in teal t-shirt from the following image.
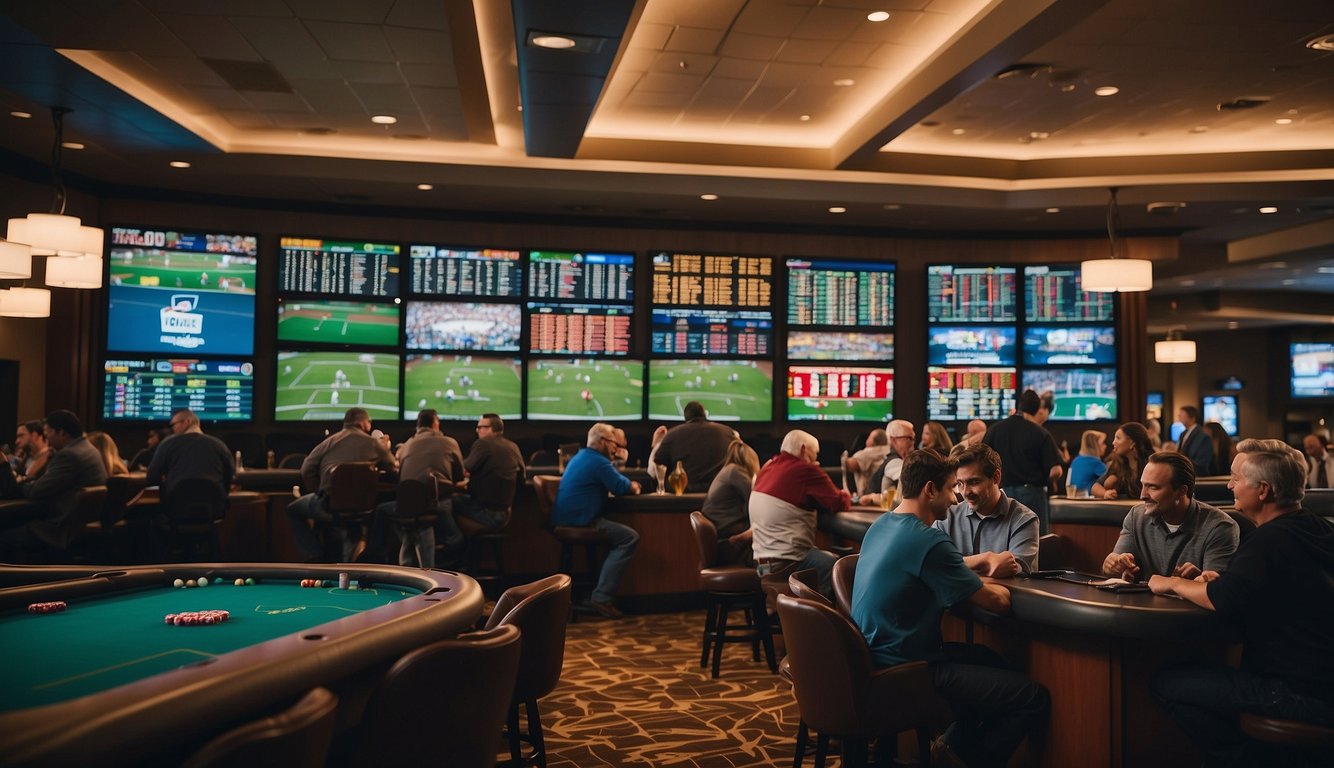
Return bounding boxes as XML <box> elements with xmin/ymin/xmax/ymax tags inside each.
<box><xmin>852</xmin><ymin>450</ymin><xmax>1049</xmax><ymax>768</ymax></box>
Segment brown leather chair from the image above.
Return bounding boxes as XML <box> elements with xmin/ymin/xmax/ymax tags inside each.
<box><xmin>689</xmin><ymin>511</ymin><xmax>777</xmax><ymax>679</ymax></box>
<box><xmin>777</xmin><ymin>594</ymin><xmax>951</xmax><ymax>768</ymax></box>
<box><xmin>1240</xmin><ymin>712</ymin><xmax>1334</xmax><ymax>757</ymax></box>
<box><xmin>1037</xmin><ymin>532</ymin><xmax>1067</xmax><ymax>570</ymax></box>
<box><xmin>29</xmin><ymin>485</ymin><xmax>108</xmax><ymax>558</ymax></box>
<box><xmin>352</xmin><ymin>625</ymin><xmax>522</xmax><ymax>768</ymax></box>
<box><xmin>788</xmin><ymin>569</ymin><xmax>829</xmax><ymax>606</ymax></box>
<box><xmin>485</xmin><ymin>573</ymin><xmax>572</xmax><ymax>768</ymax></box>
<box><xmin>326</xmin><ymin>462</ymin><xmax>379</xmax><ymax>561</ymax></box>
<box><xmin>832</xmin><ymin>553</ymin><xmax>858</xmax><ymax>618</ymax></box>
<box><xmin>532</xmin><ymin>474</ymin><xmax>605</xmax><ymax>616</ymax></box>
<box><xmin>164</xmin><ymin>477</ymin><xmax>229</xmax><ymax>561</ymax></box>
<box><xmin>182</xmin><ymin>687</ymin><xmax>338</xmax><ymax>768</ymax></box>
<box><xmin>387</xmin><ymin>477</ymin><xmax>437</xmax><ymax>568</ymax></box>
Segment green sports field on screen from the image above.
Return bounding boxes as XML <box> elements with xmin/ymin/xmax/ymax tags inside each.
<box><xmin>404</xmin><ymin>355</ymin><xmax>522</xmax><ymax>421</ymax></box>
<box><xmin>108</xmin><ymin>248</ymin><xmax>256</xmax><ymax>293</ymax></box>
<box><xmin>1023</xmin><ymin>368</ymin><xmax>1117</xmax><ymax>421</ymax></box>
<box><xmin>787</xmin><ymin>397</ymin><xmax>894</xmax><ymax>422</ymax></box>
<box><xmin>277</xmin><ymin>300</ymin><xmax>399</xmax><ymax>346</ymax></box>
<box><xmin>648</xmin><ymin>360</ymin><xmax>772</xmax><ymax>421</ymax></box>
<box><xmin>526</xmin><ymin>359</ymin><xmax>643</xmax><ymax>421</ymax></box>
<box><xmin>275</xmin><ymin>351</ymin><xmax>400</xmax><ymax>422</ymax></box>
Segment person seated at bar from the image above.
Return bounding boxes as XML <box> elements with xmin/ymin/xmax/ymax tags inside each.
<box><xmin>647</xmin><ymin>400</ymin><xmax>736</xmax><ymax>492</ymax></box>
<box><xmin>128</xmin><ymin>426</ymin><xmax>169</xmax><ymax>471</ymax></box>
<box><xmin>858</xmin><ymin>419</ymin><xmax>916</xmax><ymax>507</ymax></box>
<box><xmin>1092</xmin><ymin>421</ymin><xmax>1155</xmax><ymax>500</ymax></box>
<box><xmin>452</xmin><ymin>412</ymin><xmax>525</xmax><ymax>531</ymax></box>
<box><xmin>701</xmin><ymin>438</ymin><xmax>760</xmax><ymax>567</ymax></box>
<box><xmin>934</xmin><ymin>443</ymin><xmax>1039</xmax><ymax>576</ymax></box>
<box><xmin>552</xmin><ymin>422</ymin><xmax>641</xmax><ymax>619</ymax></box>
<box><xmin>1067</xmin><ymin>429</ymin><xmax>1107</xmax><ymax>496</ymax></box>
<box><xmin>375</xmin><ymin>408</ymin><xmax>463</xmax><ymax>568</ymax></box>
<box><xmin>11</xmin><ymin>420</ymin><xmax>51</xmax><ymax>482</ymax></box>
<box><xmin>750</xmin><ymin>429</ymin><xmax>851</xmax><ymax>597</ymax></box>
<box><xmin>86</xmin><ymin>431</ymin><xmax>128</xmax><ymax>477</ymax></box>
<box><xmin>843</xmin><ymin>428</ymin><xmax>889</xmax><ymax>496</ymax></box>
<box><xmin>1150</xmin><ymin>438</ymin><xmax>1334</xmax><ymax>766</ymax></box>
<box><xmin>146</xmin><ymin>408</ymin><xmax>235</xmax><ymax>500</ymax></box>
<box><xmin>920</xmin><ymin>420</ymin><xmax>954</xmax><ymax>456</ymax></box>
<box><xmin>852</xmin><ymin>449</ymin><xmax>1049</xmax><ymax>768</ymax></box>
<box><xmin>1102</xmin><ymin>451</ymin><xmax>1238</xmax><ymax>582</ymax></box>
<box><xmin>1</xmin><ymin>410</ymin><xmax>109</xmax><ymax>558</ymax></box>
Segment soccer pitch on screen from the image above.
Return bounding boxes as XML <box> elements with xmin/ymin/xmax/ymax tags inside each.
<box><xmin>277</xmin><ymin>300</ymin><xmax>400</xmax><ymax>346</ymax></box>
<box><xmin>275</xmin><ymin>351</ymin><xmax>400</xmax><ymax>422</ymax></box>
<box><xmin>648</xmin><ymin>360</ymin><xmax>773</xmax><ymax>422</ymax></box>
<box><xmin>404</xmin><ymin>355</ymin><xmax>522</xmax><ymax>421</ymax></box>
<box><xmin>109</xmin><ymin>247</ymin><xmax>255</xmax><ymax>293</ymax></box>
<box><xmin>526</xmin><ymin>359</ymin><xmax>643</xmax><ymax>421</ymax></box>
<box><xmin>1023</xmin><ymin>367</ymin><xmax>1117</xmax><ymax>421</ymax></box>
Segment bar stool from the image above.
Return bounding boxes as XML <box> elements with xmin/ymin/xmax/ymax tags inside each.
<box><xmin>688</xmin><ymin>511</ymin><xmax>776</xmax><ymax>678</ymax></box>
<box><xmin>532</xmin><ymin>475</ymin><xmax>604</xmax><ymax>620</ymax></box>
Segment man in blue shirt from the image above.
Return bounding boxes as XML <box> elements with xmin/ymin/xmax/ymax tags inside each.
<box><xmin>553</xmin><ymin>422</ymin><xmax>641</xmax><ymax>618</ymax></box>
<box><xmin>852</xmin><ymin>449</ymin><xmax>1049</xmax><ymax>768</ymax></box>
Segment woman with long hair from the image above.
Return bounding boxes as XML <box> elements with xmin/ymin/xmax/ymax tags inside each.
<box><xmin>1203</xmin><ymin>422</ymin><xmax>1234</xmax><ymax>476</ymax></box>
<box><xmin>1092</xmin><ymin>422</ymin><xmax>1154</xmax><ymax>499</ymax></box>
<box><xmin>1067</xmin><ymin>429</ymin><xmax>1108</xmax><ymax>495</ymax></box>
<box><xmin>701</xmin><ymin>439</ymin><xmax>761</xmax><ymax>566</ymax></box>
<box><xmin>86</xmin><ymin>431</ymin><xmax>129</xmax><ymax>477</ymax></box>
<box><xmin>919</xmin><ymin>421</ymin><xmax>954</xmax><ymax>457</ymax></box>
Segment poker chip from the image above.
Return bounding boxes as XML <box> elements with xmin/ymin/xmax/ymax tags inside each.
<box><xmin>165</xmin><ymin>610</ymin><xmax>230</xmax><ymax>626</ymax></box>
<box><xmin>27</xmin><ymin>601</ymin><xmax>67</xmax><ymax>614</ymax></box>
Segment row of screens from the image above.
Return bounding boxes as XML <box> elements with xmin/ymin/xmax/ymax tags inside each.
<box><xmin>101</xmin><ymin>355</ymin><xmax>1119</xmax><ymax>424</ymax></box>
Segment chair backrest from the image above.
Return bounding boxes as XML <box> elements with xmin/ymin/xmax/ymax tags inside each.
<box><xmin>326</xmin><ymin>462</ymin><xmax>379</xmax><ymax>514</ymax></box>
<box><xmin>1240</xmin><ymin>712</ymin><xmax>1334</xmax><ymax>748</ymax></box>
<box><xmin>182</xmin><ymin>687</ymin><xmax>338</xmax><ymax>768</ymax></box>
<box><xmin>688</xmin><ymin>511</ymin><xmax>719</xmax><ymax>570</ymax></box>
<box><xmin>528</xmin><ymin>449</ymin><xmax>558</xmax><ymax>466</ymax></box>
<box><xmin>788</xmin><ymin>569</ymin><xmax>829</xmax><ymax>605</ymax></box>
<box><xmin>531</xmin><ymin>474</ymin><xmax>561</xmax><ymax>528</ymax></box>
<box><xmin>831</xmin><ymin>553</ymin><xmax>858</xmax><ymax>617</ymax></box>
<box><xmin>277</xmin><ymin>452</ymin><xmax>306</xmax><ymax>469</ymax></box>
<box><xmin>353</xmin><ymin>625</ymin><xmax>522</xmax><ymax>768</ymax></box>
<box><xmin>165</xmin><ymin>477</ymin><xmax>228</xmax><ymax>523</ymax></box>
<box><xmin>58</xmin><ymin>485</ymin><xmax>109</xmax><ymax>546</ymax></box>
<box><xmin>394</xmin><ymin>477</ymin><xmax>436</xmax><ymax>518</ymax></box>
<box><xmin>484</xmin><ymin>573</ymin><xmax>572</xmax><ymax>702</ymax></box>
<box><xmin>1037</xmin><ymin>532</ymin><xmax>1066</xmax><ymax>570</ymax></box>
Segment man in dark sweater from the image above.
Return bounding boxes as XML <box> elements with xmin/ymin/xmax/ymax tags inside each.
<box><xmin>455</xmin><ymin>412</ymin><xmax>526</xmax><ymax>529</ymax></box>
<box><xmin>983</xmin><ymin>389</ymin><xmax>1062</xmax><ymax>534</ymax></box>
<box><xmin>649</xmin><ymin>400</ymin><xmax>736</xmax><ymax>492</ymax></box>
<box><xmin>7</xmin><ymin>410</ymin><xmax>108</xmax><ymax>555</ymax></box>
<box><xmin>146</xmin><ymin>408</ymin><xmax>235</xmax><ymax>500</ymax></box>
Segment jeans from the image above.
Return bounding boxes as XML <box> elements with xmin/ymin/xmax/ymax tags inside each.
<box><xmin>372</xmin><ymin>498</ymin><xmax>452</xmax><ymax>569</ymax></box>
<box><xmin>932</xmin><ymin>643</ymin><xmax>1050</xmax><ymax>768</ymax></box>
<box><xmin>756</xmin><ymin>547</ymin><xmax>837</xmax><ymax>599</ymax></box>
<box><xmin>1004</xmin><ymin>484</ymin><xmax>1050</xmax><ymax>535</ymax></box>
<box><xmin>451</xmin><ymin>494</ymin><xmax>510</xmax><ymax>530</ymax></box>
<box><xmin>1152</xmin><ymin>665</ymin><xmax>1334</xmax><ymax>768</ymax></box>
<box><xmin>591</xmin><ymin>517</ymin><xmax>638</xmax><ymax>604</ymax></box>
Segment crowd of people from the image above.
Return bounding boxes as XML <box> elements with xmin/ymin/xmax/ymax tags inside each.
<box><xmin>404</xmin><ymin>302</ymin><xmax>521</xmax><ymax>351</ymax></box>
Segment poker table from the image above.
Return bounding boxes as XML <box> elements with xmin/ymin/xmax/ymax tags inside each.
<box><xmin>0</xmin><ymin>562</ymin><xmax>483</xmax><ymax>768</ymax></box>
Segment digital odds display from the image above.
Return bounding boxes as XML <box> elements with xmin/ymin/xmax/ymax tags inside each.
<box><xmin>926</xmin><ymin>265</ymin><xmax>1017</xmax><ymax>323</ymax></box>
<box><xmin>786</xmin><ymin>259</ymin><xmax>894</xmax><ymax>327</ymax></box>
<box><xmin>408</xmin><ymin>245</ymin><xmax>522</xmax><ymax>297</ymax></box>
<box><xmin>103</xmin><ymin>358</ymin><xmax>254</xmax><ymax>422</ymax></box>
<box><xmin>278</xmin><ymin>236</ymin><xmax>400</xmax><ymax>297</ymax></box>
<box><xmin>787</xmin><ymin>366</ymin><xmax>894</xmax><ymax>422</ymax></box>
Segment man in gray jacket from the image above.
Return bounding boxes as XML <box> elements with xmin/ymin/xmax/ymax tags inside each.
<box><xmin>8</xmin><ymin>410</ymin><xmax>108</xmax><ymax>555</ymax></box>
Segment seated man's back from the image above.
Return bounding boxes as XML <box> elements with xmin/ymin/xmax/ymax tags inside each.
<box><xmin>147</xmin><ymin>432</ymin><xmax>234</xmax><ymax>499</ymax></box>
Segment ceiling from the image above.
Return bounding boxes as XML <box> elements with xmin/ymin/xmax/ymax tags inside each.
<box><xmin>0</xmin><ymin>0</ymin><xmax>1332</xmax><ymax>333</ymax></box>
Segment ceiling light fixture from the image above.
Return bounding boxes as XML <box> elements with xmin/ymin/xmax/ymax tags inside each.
<box><xmin>1154</xmin><ymin>328</ymin><xmax>1196</xmax><ymax>364</ymax></box>
<box><xmin>416</xmin><ymin>183</ymin><xmax>433</xmax><ymax>191</ymax></box>
<box><xmin>10</xmin><ymin>111</ymin><xmax>32</xmax><ymax>119</ymax></box>
<box><xmin>0</xmin><ymin>286</ymin><xmax>51</xmax><ymax>318</ymax></box>
<box><xmin>530</xmin><ymin>34</ymin><xmax>577</xmax><ymax>49</ymax></box>
<box><xmin>1045</xmin><ymin>207</ymin><xmax>1060</xmax><ymax>214</ymax></box>
<box><xmin>799</xmin><ymin>114</ymin><xmax>811</xmax><ymax>122</ymax></box>
<box><xmin>1259</xmin><ymin>206</ymin><xmax>1279</xmax><ymax>214</ymax></box>
<box><xmin>952</xmin><ymin>128</ymin><xmax>966</xmax><ymax>135</ymax></box>
<box><xmin>1081</xmin><ymin>187</ymin><xmax>1152</xmax><ymax>293</ymax></box>
<box><xmin>699</xmin><ymin>194</ymin><xmax>719</xmax><ymax>201</ymax></box>
<box><xmin>1275</xmin><ymin>117</ymin><xmax>1293</xmax><ymax>125</ymax></box>
<box><xmin>866</xmin><ymin>11</ymin><xmax>891</xmax><ymax>22</ymax></box>
<box><xmin>832</xmin><ymin>78</ymin><xmax>855</xmax><ymax>87</ymax></box>
<box><xmin>829</xmin><ymin>206</ymin><xmax>847</xmax><ymax>214</ymax></box>
<box><xmin>169</xmin><ymin>161</ymin><xmax>191</xmax><ymax>168</ymax></box>
<box><xmin>60</xmin><ymin>141</ymin><xmax>84</xmax><ymax>150</ymax></box>
<box><xmin>1306</xmin><ymin>34</ymin><xmax>1334</xmax><ymax>52</ymax></box>
<box><xmin>525</xmin><ymin>30</ymin><xmax>604</xmax><ymax>53</ymax></box>
<box><xmin>1093</xmin><ymin>86</ymin><xmax>1120</xmax><ymax>96</ymax></box>
<box><xmin>370</xmin><ymin>115</ymin><xmax>398</xmax><ymax>125</ymax></box>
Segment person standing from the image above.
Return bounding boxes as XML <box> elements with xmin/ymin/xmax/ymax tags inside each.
<box><xmin>649</xmin><ymin>400</ymin><xmax>736</xmax><ymax>492</ymax></box>
<box><xmin>983</xmin><ymin>390</ymin><xmax>1062</xmax><ymax>533</ymax></box>
<box><xmin>1303</xmin><ymin>433</ymin><xmax>1334</xmax><ymax>489</ymax></box>
<box><xmin>1175</xmin><ymin>405</ymin><xmax>1216</xmax><ymax>476</ymax></box>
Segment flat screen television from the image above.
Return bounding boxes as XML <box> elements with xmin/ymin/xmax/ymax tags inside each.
<box><xmin>926</xmin><ymin>265</ymin><xmax>1017</xmax><ymax>323</ymax></box>
<box><xmin>1146</xmin><ymin>391</ymin><xmax>1164</xmax><ymax>421</ymax></box>
<box><xmin>1024</xmin><ymin>265</ymin><xmax>1115</xmax><ymax>322</ymax></box>
<box><xmin>277</xmin><ymin>236</ymin><xmax>400</xmax><ymax>297</ymax></box>
<box><xmin>927</xmin><ymin>366</ymin><xmax>1017</xmax><ymax>422</ymax></box>
<box><xmin>786</xmin><ymin>258</ymin><xmax>894</xmax><ymax>326</ymax></box>
<box><xmin>276</xmin><ymin>299</ymin><xmax>400</xmax><ymax>347</ymax></box>
<box><xmin>527</xmin><ymin>302</ymin><xmax>632</xmax><ymax>356</ymax></box>
<box><xmin>404</xmin><ymin>302</ymin><xmax>521</xmax><ymax>352</ymax></box>
<box><xmin>274</xmin><ymin>351</ymin><xmax>400</xmax><ymax>422</ymax></box>
<box><xmin>927</xmin><ymin>325</ymin><xmax>1017</xmax><ymax>366</ymax></box>
<box><xmin>647</xmin><ymin>359</ymin><xmax>773</xmax><ymax>421</ymax></box>
<box><xmin>403</xmin><ymin>354</ymin><xmax>522</xmax><ymax>421</ymax></box>
<box><xmin>103</xmin><ymin>358</ymin><xmax>254</xmax><ymax>422</ymax></box>
<box><xmin>786</xmin><ymin>365</ymin><xmax>894</xmax><ymax>422</ymax></box>
<box><xmin>407</xmin><ymin>244</ymin><xmax>522</xmax><ymax>297</ymax></box>
<box><xmin>1022</xmin><ymin>325</ymin><xmax>1116</xmax><ymax>365</ymax></box>
<box><xmin>650</xmin><ymin>308</ymin><xmax>772</xmax><ymax>356</ymax></box>
<box><xmin>650</xmin><ymin>251</ymin><xmax>773</xmax><ymax>308</ymax></box>
<box><xmin>525</xmin><ymin>358</ymin><xmax>643</xmax><ymax>421</ymax></box>
<box><xmin>1203</xmin><ymin>395</ymin><xmax>1239</xmax><ymax>436</ymax></box>
<box><xmin>1022</xmin><ymin>368</ymin><xmax>1117</xmax><ymax>421</ymax></box>
<box><xmin>1290</xmin><ymin>342</ymin><xmax>1334</xmax><ymax>398</ymax></box>
<box><xmin>787</xmin><ymin>331</ymin><xmax>894</xmax><ymax>361</ymax></box>
<box><xmin>106</xmin><ymin>226</ymin><xmax>259</xmax><ymax>355</ymax></box>
<box><xmin>527</xmin><ymin>250</ymin><xmax>634</xmax><ymax>303</ymax></box>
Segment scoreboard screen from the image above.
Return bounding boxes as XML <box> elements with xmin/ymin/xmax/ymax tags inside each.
<box><xmin>926</xmin><ymin>265</ymin><xmax>1016</xmax><ymax>323</ymax></box>
<box><xmin>103</xmin><ymin>358</ymin><xmax>253</xmax><ymax>422</ymax></box>
<box><xmin>1025</xmin><ymin>265</ymin><xmax>1114</xmax><ymax>322</ymax></box>
<box><xmin>278</xmin><ymin>236</ymin><xmax>400</xmax><ymax>297</ymax></box>
<box><xmin>408</xmin><ymin>245</ymin><xmax>521</xmax><ymax>297</ymax></box>
<box><xmin>651</xmin><ymin>309</ymin><xmax>772</xmax><ymax>356</ymax></box>
<box><xmin>527</xmin><ymin>251</ymin><xmax>633</xmax><ymax>302</ymax></box>
<box><xmin>787</xmin><ymin>366</ymin><xmax>894</xmax><ymax>422</ymax></box>
<box><xmin>651</xmin><ymin>252</ymin><xmax>772</xmax><ymax>308</ymax></box>
<box><xmin>527</xmin><ymin>302</ymin><xmax>632</xmax><ymax>356</ymax></box>
<box><xmin>786</xmin><ymin>259</ymin><xmax>894</xmax><ymax>326</ymax></box>
<box><xmin>927</xmin><ymin>366</ymin><xmax>1017</xmax><ymax>421</ymax></box>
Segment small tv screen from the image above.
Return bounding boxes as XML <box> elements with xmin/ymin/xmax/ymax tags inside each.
<box><xmin>1146</xmin><ymin>391</ymin><xmax>1164</xmax><ymax>421</ymax></box>
<box><xmin>651</xmin><ymin>308</ymin><xmax>772</xmax><ymax>356</ymax></box>
<box><xmin>651</xmin><ymin>252</ymin><xmax>773</xmax><ymax>308</ymax></box>
<box><xmin>1022</xmin><ymin>325</ymin><xmax>1116</xmax><ymax>365</ymax></box>
<box><xmin>276</xmin><ymin>299</ymin><xmax>400</xmax><ymax>347</ymax></box>
<box><xmin>927</xmin><ymin>367</ymin><xmax>1017</xmax><ymax>422</ymax></box>
<box><xmin>1024</xmin><ymin>265</ymin><xmax>1115</xmax><ymax>322</ymax></box>
<box><xmin>526</xmin><ymin>359</ymin><xmax>644</xmax><ymax>421</ymax></box>
<box><xmin>787</xmin><ymin>366</ymin><xmax>894</xmax><ymax>422</ymax></box>
<box><xmin>527</xmin><ymin>302</ymin><xmax>632</xmax><ymax>356</ymax></box>
<box><xmin>103</xmin><ymin>358</ymin><xmax>254</xmax><ymax>422</ymax></box>
<box><xmin>527</xmin><ymin>251</ymin><xmax>634</xmax><ymax>303</ymax></box>
<box><xmin>275</xmin><ymin>351</ymin><xmax>400</xmax><ymax>422</ymax></box>
<box><xmin>278</xmin><ymin>236</ymin><xmax>400</xmax><ymax>297</ymax></box>
<box><xmin>407</xmin><ymin>245</ymin><xmax>522</xmax><ymax>297</ymax></box>
<box><xmin>1291</xmin><ymin>342</ymin><xmax>1334</xmax><ymax>398</ymax></box>
<box><xmin>926</xmin><ymin>265</ymin><xmax>1017</xmax><ymax>323</ymax></box>
<box><xmin>647</xmin><ymin>359</ymin><xmax>773</xmax><ymax>422</ymax></box>
<box><xmin>927</xmin><ymin>325</ymin><xmax>1017</xmax><ymax>366</ymax></box>
<box><xmin>787</xmin><ymin>331</ymin><xmax>894</xmax><ymax>361</ymax></box>
<box><xmin>404</xmin><ymin>354</ymin><xmax>522</xmax><ymax>421</ymax></box>
<box><xmin>786</xmin><ymin>258</ymin><xmax>894</xmax><ymax>326</ymax></box>
<box><xmin>1023</xmin><ymin>368</ymin><xmax>1117</xmax><ymax>421</ymax></box>
<box><xmin>106</xmin><ymin>226</ymin><xmax>258</xmax><ymax>355</ymax></box>
<box><xmin>405</xmin><ymin>302</ymin><xmax>521</xmax><ymax>352</ymax></box>
<box><xmin>1203</xmin><ymin>395</ymin><xmax>1239</xmax><ymax>436</ymax></box>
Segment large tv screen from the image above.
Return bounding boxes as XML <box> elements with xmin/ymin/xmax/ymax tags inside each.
<box><xmin>405</xmin><ymin>302</ymin><xmax>521</xmax><ymax>352</ymax></box>
<box><xmin>527</xmin><ymin>302</ymin><xmax>632</xmax><ymax>356</ymax></box>
<box><xmin>278</xmin><ymin>236</ymin><xmax>400</xmax><ymax>297</ymax></box>
<box><xmin>787</xmin><ymin>331</ymin><xmax>894</xmax><ymax>361</ymax></box>
<box><xmin>276</xmin><ymin>299</ymin><xmax>400</xmax><ymax>347</ymax></box>
<box><xmin>403</xmin><ymin>354</ymin><xmax>522</xmax><ymax>421</ymax></box>
<box><xmin>527</xmin><ymin>251</ymin><xmax>634</xmax><ymax>303</ymax></box>
<box><xmin>651</xmin><ymin>252</ymin><xmax>773</xmax><ymax>308</ymax></box>
<box><xmin>1203</xmin><ymin>395</ymin><xmax>1239</xmax><ymax>436</ymax></box>
<box><xmin>407</xmin><ymin>245</ymin><xmax>521</xmax><ymax>297</ymax></box>
<box><xmin>651</xmin><ymin>308</ymin><xmax>772</xmax><ymax>356</ymax></box>
<box><xmin>274</xmin><ymin>351</ymin><xmax>400</xmax><ymax>422</ymax></box>
<box><xmin>786</xmin><ymin>258</ymin><xmax>894</xmax><ymax>326</ymax></box>
<box><xmin>526</xmin><ymin>359</ymin><xmax>644</xmax><ymax>421</ymax></box>
<box><xmin>103</xmin><ymin>358</ymin><xmax>254</xmax><ymax>422</ymax></box>
<box><xmin>1023</xmin><ymin>368</ymin><xmax>1117</xmax><ymax>421</ymax></box>
<box><xmin>787</xmin><ymin>366</ymin><xmax>894</xmax><ymax>422</ymax></box>
<box><xmin>927</xmin><ymin>367</ymin><xmax>1017</xmax><ymax>421</ymax></box>
<box><xmin>927</xmin><ymin>325</ymin><xmax>1017</xmax><ymax>366</ymax></box>
<box><xmin>1024</xmin><ymin>265</ymin><xmax>1115</xmax><ymax>322</ymax></box>
<box><xmin>1022</xmin><ymin>325</ymin><xmax>1116</xmax><ymax>365</ymax></box>
<box><xmin>926</xmin><ymin>265</ymin><xmax>1017</xmax><ymax>323</ymax></box>
<box><xmin>647</xmin><ymin>359</ymin><xmax>772</xmax><ymax>421</ymax></box>
<box><xmin>106</xmin><ymin>226</ymin><xmax>258</xmax><ymax>355</ymax></box>
<box><xmin>1291</xmin><ymin>342</ymin><xmax>1334</xmax><ymax>398</ymax></box>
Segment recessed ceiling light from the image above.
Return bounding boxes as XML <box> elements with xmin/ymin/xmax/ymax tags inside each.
<box><xmin>1093</xmin><ymin>86</ymin><xmax>1120</xmax><ymax>97</ymax></box>
<box><xmin>1226</xmin><ymin>321</ymin><xmax>1240</xmax><ymax>330</ymax></box>
<box><xmin>832</xmin><ymin>78</ymin><xmax>855</xmax><ymax>87</ymax></box>
<box><xmin>1045</xmin><ymin>207</ymin><xmax>1060</xmax><ymax>214</ymax></box>
<box><xmin>866</xmin><ymin>11</ymin><xmax>890</xmax><ymax>22</ymax></box>
<box><xmin>416</xmin><ymin>183</ymin><xmax>433</xmax><ymax>191</ymax></box>
<box><xmin>530</xmin><ymin>34</ymin><xmax>577</xmax><ymax>49</ymax></box>
<box><xmin>700</xmin><ymin>194</ymin><xmax>719</xmax><ymax>201</ymax></box>
<box><xmin>1180</xmin><ymin>279</ymin><xmax>1197</xmax><ymax>287</ymax></box>
<box><xmin>799</xmin><ymin>114</ymin><xmax>811</xmax><ymax>122</ymax></box>
<box><xmin>1259</xmin><ymin>206</ymin><xmax>1279</xmax><ymax>214</ymax></box>
<box><xmin>951</xmin><ymin>128</ymin><xmax>966</xmax><ymax>135</ymax></box>
<box><xmin>1275</xmin><ymin>117</ymin><xmax>1293</xmax><ymax>125</ymax></box>
<box><xmin>9</xmin><ymin>110</ymin><xmax>31</xmax><ymax>119</ymax></box>
<box><xmin>882</xmin><ymin>204</ymin><xmax>901</xmax><ymax>211</ymax></box>
<box><xmin>61</xmin><ymin>141</ymin><xmax>84</xmax><ymax>150</ymax></box>
<box><xmin>1029</xmin><ymin>131</ymin><xmax>1049</xmax><ymax>140</ymax></box>
<box><xmin>370</xmin><ymin>115</ymin><xmax>397</xmax><ymax>125</ymax></box>
<box><xmin>829</xmin><ymin>206</ymin><xmax>847</xmax><ymax>214</ymax></box>
<box><xmin>168</xmin><ymin>161</ymin><xmax>191</xmax><ymax>169</ymax></box>
<box><xmin>1190</xmin><ymin>125</ymin><xmax>1209</xmax><ymax>133</ymax></box>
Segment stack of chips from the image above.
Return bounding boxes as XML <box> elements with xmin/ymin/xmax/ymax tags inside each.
<box><xmin>338</xmin><ymin>572</ymin><xmax>350</xmax><ymax>591</ymax></box>
<box><xmin>27</xmin><ymin>601</ymin><xmax>67</xmax><ymax>614</ymax></box>
<box><xmin>300</xmin><ymin>578</ymin><xmax>325</xmax><ymax>588</ymax></box>
<box><xmin>164</xmin><ymin>610</ymin><xmax>230</xmax><ymax>626</ymax></box>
